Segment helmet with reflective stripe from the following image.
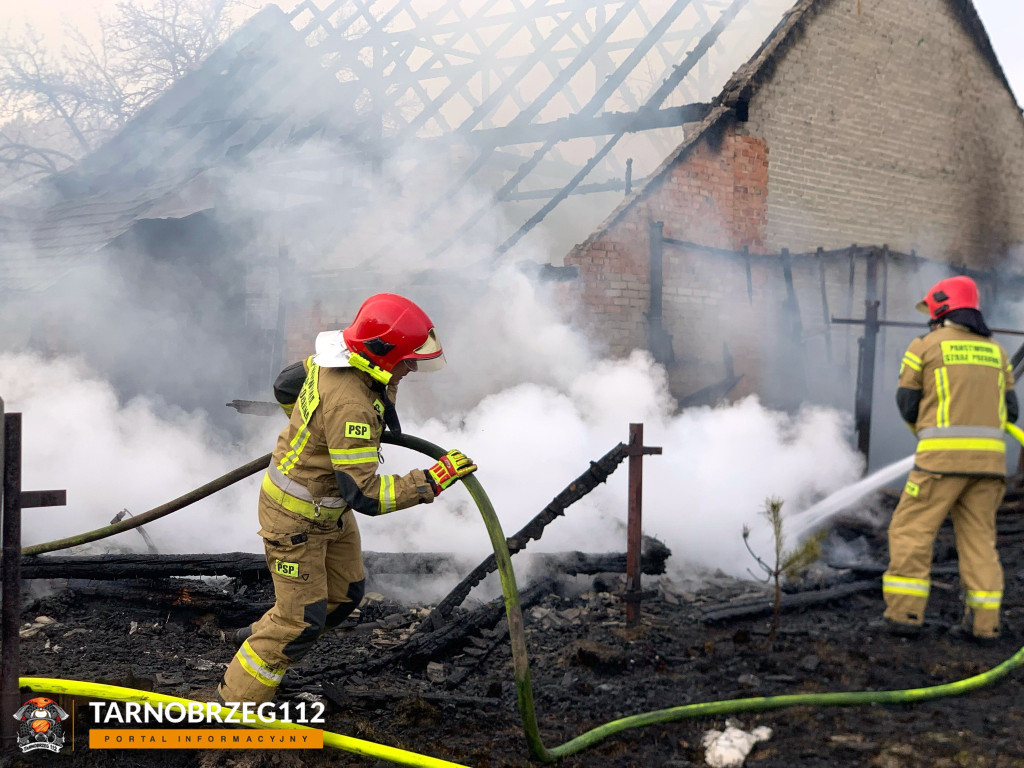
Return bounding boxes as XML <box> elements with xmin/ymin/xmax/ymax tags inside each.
<box><xmin>342</xmin><ymin>293</ymin><xmax>446</xmax><ymax>373</ymax></box>
<box><xmin>915</xmin><ymin>275</ymin><xmax>980</xmax><ymax>320</ymax></box>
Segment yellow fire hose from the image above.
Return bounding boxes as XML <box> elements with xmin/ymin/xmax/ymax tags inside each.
<box><xmin>20</xmin><ymin>424</ymin><xmax>1024</xmax><ymax>764</ymax></box>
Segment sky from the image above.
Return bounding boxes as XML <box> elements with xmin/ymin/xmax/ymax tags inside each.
<box><xmin>974</xmin><ymin>0</ymin><xmax>1024</xmax><ymax>104</ymax></box>
<box><xmin>5</xmin><ymin>0</ymin><xmax>1024</xmax><ymax>106</ymax></box>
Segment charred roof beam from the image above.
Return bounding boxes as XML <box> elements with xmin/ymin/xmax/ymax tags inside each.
<box><xmin>455</xmin><ymin>103</ymin><xmax>712</xmax><ymax>147</ymax></box>
<box><xmin>496</xmin><ymin>0</ymin><xmax>751</xmax><ymax>256</ymax></box>
<box><xmin>424</xmin><ymin>0</ymin><xmax>696</xmax><ymax>258</ymax></box>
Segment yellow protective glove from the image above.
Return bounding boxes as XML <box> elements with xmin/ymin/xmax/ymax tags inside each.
<box><xmin>426</xmin><ymin>449</ymin><xmax>477</xmax><ymax>496</ymax></box>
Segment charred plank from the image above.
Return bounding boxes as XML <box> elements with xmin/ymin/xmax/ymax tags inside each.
<box><xmin>424</xmin><ymin>442</ymin><xmax>630</xmax><ymax>625</ymax></box>
<box><xmin>700</xmin><ymin>579</ymin><xmax>881</xmax><ymax>624</ymax></box>
<box><xmin>321</xmin><ymin>684</ymin><xmax>499</xmax><ymax>711</ymax></box>
<box><xmin>21</xmin><ymin>544</ymin><xmax>667</xmax><ymax>581</ymax></box>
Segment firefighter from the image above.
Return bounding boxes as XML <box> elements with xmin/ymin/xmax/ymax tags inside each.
<box><xmin>218</xmin><ymin>293</ymin><xmax>477</xmax><ymax>704</ymax></box>
<box><xmin>883</xmin><ymin>275</ymin><xmax>1018</xmax><ymax>641</ymax></box>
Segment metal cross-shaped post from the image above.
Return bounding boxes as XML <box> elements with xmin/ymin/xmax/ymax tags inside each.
<box><xmin>625</xmin><ymin>423</ymin><xmax>662</xmax><ymax>627</ymax></box>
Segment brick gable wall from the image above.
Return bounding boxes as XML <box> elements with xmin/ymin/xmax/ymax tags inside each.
<box><xmin>562</xmin><ymin>0</ymin><xmax>1024</xmax><ymax>407</ymax></box>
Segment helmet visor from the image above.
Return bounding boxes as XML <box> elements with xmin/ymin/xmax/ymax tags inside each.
<box><xmin>405</xmin><ymin>328</ymin><xmax>446</xmax><ymax>372</ymax></box>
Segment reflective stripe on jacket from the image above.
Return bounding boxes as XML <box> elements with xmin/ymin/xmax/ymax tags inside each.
<box><xmin>898</xmin><ymin>325</ymin><xmax>1014</xmax><ymax>476</ymax></box>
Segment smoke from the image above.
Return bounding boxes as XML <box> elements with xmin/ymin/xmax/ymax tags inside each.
<box><xmin>0</xmin><ymin>132</ymin><xmax>869</xmax><ymax>586</ymax></box>
<box><xmin>372</xmin><ymin>342</ymin><xmax>864</xmax><ymax>580</ymax></box>
<box><xmin>0</xmin><ymin>273</ymin><xmax>865</xmax><ymax>585</ymax></box>
<box><xmin>0</xmin><ymin>0</ymin><xmax>875</xmax><ymax>593</ymax></box>
<box><xmin>0</xmin><ymin>351</ymin><xmax>277</xmax><ymax>553</ymax></box>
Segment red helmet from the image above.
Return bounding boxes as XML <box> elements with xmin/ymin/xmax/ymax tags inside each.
<box><xmin>915</xmin><ymin>275</ymin><xmax>980</xmax><ymax>320</ymax></box>
<box><xmin>342</xmin><ymin>293</ymin><xmax>446</xmax><ymax>373</ymax></box>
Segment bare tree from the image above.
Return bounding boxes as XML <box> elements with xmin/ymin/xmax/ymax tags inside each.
<box><xmin>0</xmin><ymin>0</ymin><xmax>255</xmax><ymax>191</ymax></box>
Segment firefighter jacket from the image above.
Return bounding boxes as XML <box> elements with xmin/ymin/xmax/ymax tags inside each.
<box><xmin>261</xmin><ymin>357</ymin><xmax>435</xmax><ymax>522</ymax></box>
<box><xmin>897</xmin><ymin>324</ymin><xmax>1016</xmax><ymax>477</ymax></box>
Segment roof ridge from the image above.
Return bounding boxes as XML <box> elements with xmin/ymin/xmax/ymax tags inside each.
<box><xmin>569</xmin><ymin>0</ymin><xmax>1022</xmax><ymax>258</ymax></box>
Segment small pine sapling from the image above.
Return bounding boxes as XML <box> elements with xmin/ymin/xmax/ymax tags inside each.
<box><xmin>742</xmin><ymin>496</ymin><xmax>825</xmax><ymax>648</ymax></box>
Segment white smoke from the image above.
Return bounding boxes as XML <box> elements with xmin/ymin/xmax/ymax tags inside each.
<box><xmin>0</xmin><ymin>0</ymin><xmax>867</xmax><ymax>583</ymax></box>
<box><xmin>1</xmin><ymin>281</ymin><xmax>864</xmax><ymax>583</ymax></box>
<box><xmin>371</xmin><ymin>332</ymin><xmax>865</xmax><ymax>579</ymax></box>
<box><xmin>0</xmin><ymin>352</ymin><xmax>277</xmax><ymax>553</ymax></box>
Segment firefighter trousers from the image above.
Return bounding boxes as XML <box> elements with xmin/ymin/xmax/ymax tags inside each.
<box><xmin>218</xmin><ymin>496</ymin><xmax>366</xmax><ymax>704</ymax></box>
<box><xmin>883</xmin><ymin>469</ymin><xmax>1005</xmax><ymax>638</ymax></box>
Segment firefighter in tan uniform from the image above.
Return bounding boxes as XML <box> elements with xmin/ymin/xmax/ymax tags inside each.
<box><xmin>884</xmin><ymin>276</ymin><xmax>1018</xmax><ymax>640</ymax></box>
<box><xmin>218</xmin><ymin>293</ymin><xmax>477</xmax><ymax>704</ymax></box>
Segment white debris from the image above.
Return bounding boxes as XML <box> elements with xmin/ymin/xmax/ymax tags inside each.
<box><xmin>701</xmin><ymin>723</ymin><xmax>773</xmax><ymax>768</ymax></box>
<box><xmin>426</xmin><ymin>661</ymin><xmax>446</xmax><ymax>683</ymax></box>
<box><xmin>19</xmin><ymin>622</ymin><xmax>46</xmax><ymax>639</ymax></box>
<box><xmin>185</xmin><ymin>657</ymin><xmax>216</xmax><ymax>672</ymax></box>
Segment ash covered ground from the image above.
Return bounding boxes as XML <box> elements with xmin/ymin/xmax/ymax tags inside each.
<box><xmin>7</xmin><ymin>496</ymin><xmax>1024</xmax><ymax>768</ymax></box>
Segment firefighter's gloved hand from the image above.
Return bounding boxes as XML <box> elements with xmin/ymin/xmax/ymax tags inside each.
<box><xmin>427</xmin><ymin>450</ymin><xmax>477</xmax><ymax>495</ymax></box>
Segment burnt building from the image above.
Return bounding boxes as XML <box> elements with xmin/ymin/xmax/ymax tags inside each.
<box><xmin>564</xmin><ymin>0</ymin><xmax>1024</xmax><ymax>415</ymax></box>
<box><xmin>3</xmin><ymin>0</ymin><xmax>1022</xmax><ymax>454</ymax></box>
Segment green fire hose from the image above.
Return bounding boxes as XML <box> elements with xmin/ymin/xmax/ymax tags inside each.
<box><xmin>390</xmin><ymin>429</ymin><xmax>1024</xmax><ymax>761</ymax></box>
<box><xmin>20</xmin><ymin>425</ymin><xmax>1024</xmax><ymax>764</ymax></box>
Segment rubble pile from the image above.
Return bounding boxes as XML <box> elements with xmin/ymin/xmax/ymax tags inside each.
<box><xmin>10</xmin><ymin>501</ymin><xmax>1024</xmax><ymax>768</ymax></box>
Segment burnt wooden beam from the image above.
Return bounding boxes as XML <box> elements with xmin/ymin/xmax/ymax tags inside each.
<box><xmin>423</xmin><ymin>441</ymin><xmax>631</xmax><ymax>626</ymax></box>
<box><xmin>20</xmin><ymin>543</ymin><xmax>670</xmax><ymax>581</ymax></box>
<box><xmin>321</xmin><ymin>685</ymin><xmax>499</xmax><ymax>711</ymax></box>
<box><xmin>832</xmin><ymin>317</ymin><xmax>1024</xmax><ymax>337</ymax></box>
<box><xmin>531</xmin><ymin>537</ymin><xmax>670</xmax><ymax>577</ymax></box>
<box><xmin>21</xmin><ymin>551</ymin><xmax>461</xmax><ymax>580</ymax></box>
<box><xmin>458</xmin><ymin>104</ymin><xmax>712</xmax><ymax>147</ymax></box>
<box><xmin>311</xmin><ymin>582</ymin><xmax>551</xmax><ymax>686</ymax></box>
<box><xmin>700</xmin><ymin>579</ymin><xmax>881</xmax><ymax>624</ymax></box>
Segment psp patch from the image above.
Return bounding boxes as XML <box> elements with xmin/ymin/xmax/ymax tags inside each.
<box><xmin>275</xmin><ymin>560</ymin><xmax>300</xmax><ymax>578</ymax></box>
<box><xmin>345</xmin><ymin>422</ymin><xmax>371</xmax><ymax>439</ymax></box>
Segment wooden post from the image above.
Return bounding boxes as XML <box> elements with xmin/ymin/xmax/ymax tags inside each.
<box><xmin>854</xmin><ymin>249</ymin><xmax>881</xmax><ymax>468</ymax></box>
<box><xmin>844</xmin><ymin>246</ymin><xmax>857</xmax><ymax>375</ymax></box>
<box><xmin>855</xmin><ymin>300</ymin><xmax>880</xmax><ymax>467</ymax></box>
<box><xmin>0</xmin><ymin>408</ymin><xmax>66</xmax><ymax>746</ymax></box>
<box><xmin>817</xmin><ymin>247</ymin><xmax>832</xmax><ymax>363</ymax></box>
<box><xmin>645</xmin><ymin>221</ymin><xmax>674</xmax><ymax>364</ymax></box>
<box><xmin>625</xmin><ymin>423</ymin><xmax>662</xmax><ymax>627</ymax></box>
<box><xmin>2</xmin><ymin>410</ymin><xmax>20</xmax><ymax>746</ymax></box>
<box><xmin>743</xmin><ymin>246</ymin><xmax>752</xmax><ymax>304</ymax></box>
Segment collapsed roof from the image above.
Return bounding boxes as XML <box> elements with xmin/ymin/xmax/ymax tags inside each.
<box><xmin>1</xmin><ymin>0</ymin><xmax>1016</xmax><ymax>291</ymax></box>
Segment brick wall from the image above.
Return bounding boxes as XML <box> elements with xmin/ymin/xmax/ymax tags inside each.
<box><xmin>744</xmin><ymin>0</ymin><xmax>1024</xmax><ymax>263</ymax></box>
<box><xmin>565</xmin><ymin>126</ymin><xmax>769</xmax><ymax>361</ymax></box>
<box><xmin>564</xmin><ymin>0</ymin><xmax>1024</xmax><ymax>406</ymax></box>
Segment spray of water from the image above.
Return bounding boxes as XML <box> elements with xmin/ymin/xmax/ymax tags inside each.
<box><xmin>789</xmin><ymin>455</ymin><xmax>914</xmax><ymax>542</ymax></box>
